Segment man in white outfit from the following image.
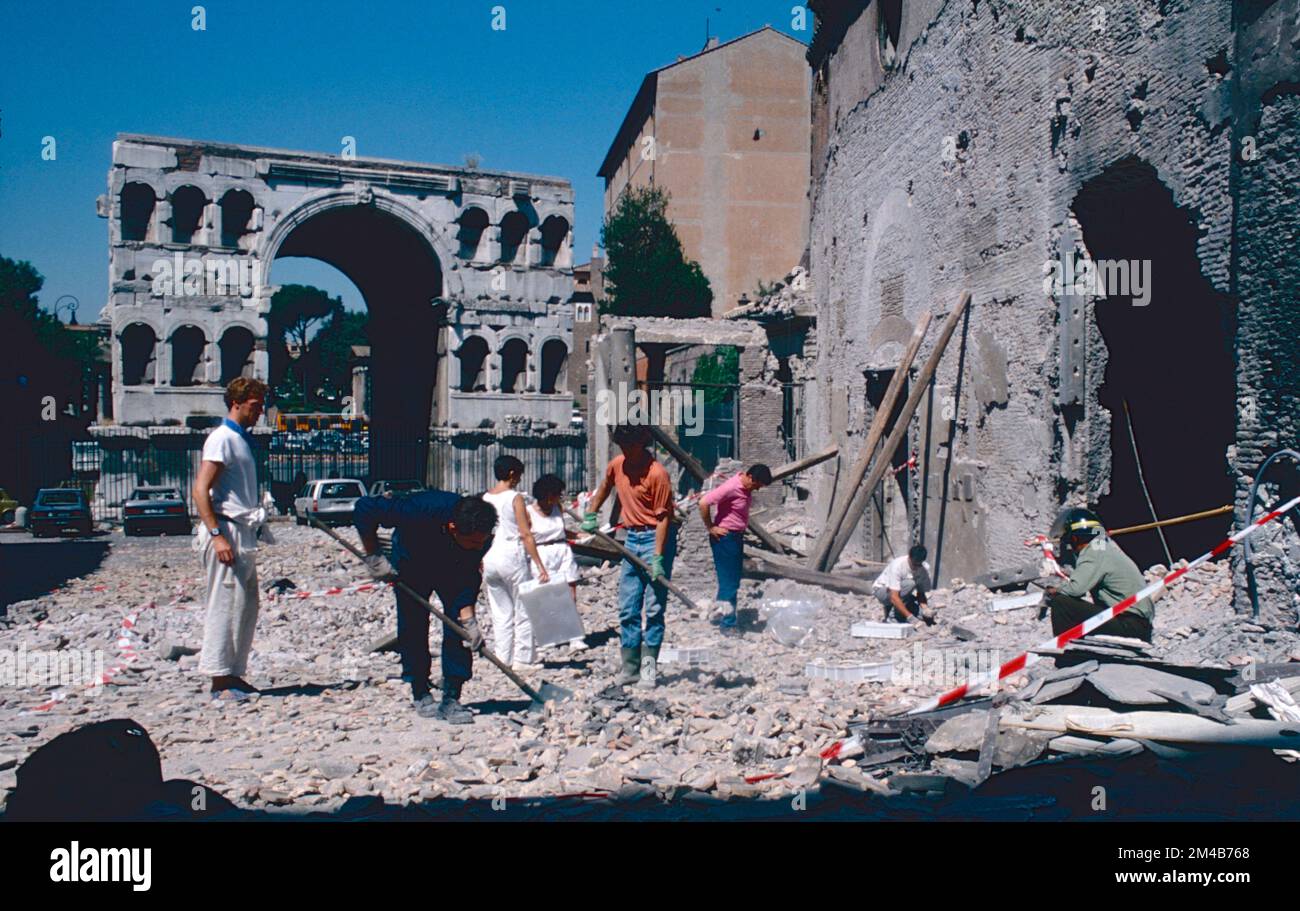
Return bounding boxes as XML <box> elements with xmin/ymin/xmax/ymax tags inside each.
<box><xmin>192</xmin><ymin>377</ymin><xmax>270</xmax><ymax>701</ymax></box>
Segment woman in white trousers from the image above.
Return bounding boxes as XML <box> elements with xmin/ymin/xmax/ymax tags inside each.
<box><xmin>482</xmin><ymin>456</ymin><xmax>549</xmax><ymax>670</ymax></box>
<box><xmin>529</xmin><ymin>474</ymin><xmax>585</xmax><ymax>651</ymax></box>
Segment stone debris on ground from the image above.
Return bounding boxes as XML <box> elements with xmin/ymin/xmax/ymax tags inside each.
<box><xmin>0</xmin><ymin>507</ymin><xmax>1297</xmax><ymax>814</ymax></box>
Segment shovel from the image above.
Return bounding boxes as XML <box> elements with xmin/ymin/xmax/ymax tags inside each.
<box><xmin>563</xmin><ymin>508</ymin><xmax>702</xmax><ymax>613</ymax></box>
<box><xmin>307</xmin><ymin>517</ymin><xmax>574</xmax><ymax>712</ymax></box>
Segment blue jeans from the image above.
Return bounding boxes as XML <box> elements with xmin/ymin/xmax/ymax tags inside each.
<box><xmin>709</xmin><ymin>530</ymin><xmax>744</xmax><ymax>609</ymax></box>
<box><xmin>617</xmin><ymin>526</ymin><xmax>677</xmax><ymax>649</ymax></box>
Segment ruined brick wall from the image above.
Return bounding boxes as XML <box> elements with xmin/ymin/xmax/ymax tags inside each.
<box><xmin>1229</xmin><ymin>0</ymin><xmax>1300</xmax><ymax>620</ymax></box>
<box><xmin>806</xmin><ymin>1</ymin><xmax>1267</xmax><ymax>588</ymax></box>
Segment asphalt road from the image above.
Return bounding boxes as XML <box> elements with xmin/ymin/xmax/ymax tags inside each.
<box><xmin>0</xmin><ymin>527</ymin><xmax>193</xmax><ymax>610</ymax></box>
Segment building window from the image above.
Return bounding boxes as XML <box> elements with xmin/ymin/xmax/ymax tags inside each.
<box><xmin>170</xmin><ymin>186</ymin><xmax>207</xmax><ymax>244</ymax></box>
<box><xmin>120</xmin><ymin>183</ymin><xmax>156</xmax><ymax>242</ymax></box>
<box><xmin>575</xmin><ymin>302</ymin><xmax>593</xmax><ymax>323</ymax></box>
<box><xmin>219</xmin><ymin>189</ymin><xmax>255</xmax><ymax>248</ymax></box>
<box><xmin>499</xmin><ymin>338</ymin><xmax>529</xmax><ymax>393</ymax></box>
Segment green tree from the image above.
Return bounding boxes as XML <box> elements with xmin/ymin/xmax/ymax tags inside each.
<box><xmin>600</xmin><ymin>185</ymin><xmax>712</xmax><ymax>318</ymax></box>
<box><xmin>314</xmin><ymin>310</ymin><xmax>368</xmax><ymax>402</ymax></box>
<box><xmin>268</xmin><ymin>284</ymin><xmax>344</xmax><ymax>408</ymax></box>
<box><xmin>0</xmin><ymin>257</ymin><xmax>98</xmax><ymax>367</ymax></box>
<box><xmin>691</xmin><ymin>345</ymin><xmax>739</xmax><ymax>404</ymax></box>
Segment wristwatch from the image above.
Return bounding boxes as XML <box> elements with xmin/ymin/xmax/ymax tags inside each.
<box><xmin>208</xmin><ymin>524</ymin><xmax>222</xmax><ymax>537</ymax></box>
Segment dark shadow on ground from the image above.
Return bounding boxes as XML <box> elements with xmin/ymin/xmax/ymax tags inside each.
<box><xmin>0</xmin><ymin>537</ymin><xmax>111</xmax><ymax>612</ymax></box>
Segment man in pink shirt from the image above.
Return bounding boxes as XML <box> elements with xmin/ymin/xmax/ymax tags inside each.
<box><xmin>698</xmin><ymin>464</ymin><xmax>772</xmax><ymax>628</ymax></box>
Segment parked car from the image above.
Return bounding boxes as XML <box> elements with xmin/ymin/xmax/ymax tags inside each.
<box><xmin>369</xmin><ymin>479</ymin><xmax>425</xmax><ymax>498</ymax></box>
<box><xmin>122</xmin><ymin>486</ymin><xmax>191</xmax><ymax>536</ymax></box>
<box><xmin>0</xmin><ymin>488</ymin><xmax>18</xmax><ymax>525</ymax></box>
<box><xmin>28</xmin><ymin>487</ymin><xmax>93</xmax><ymax>537</ymax></box>
<box><xmin>292</xmin><ymin>478</ymin><xmax>366</xmax><ymax>526</ymax></box>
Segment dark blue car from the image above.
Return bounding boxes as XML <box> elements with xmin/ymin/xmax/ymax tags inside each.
<box><xmin>28</xmin><ymin>488</ymin><xmax>93</xmax><ymax>537</ymax></box>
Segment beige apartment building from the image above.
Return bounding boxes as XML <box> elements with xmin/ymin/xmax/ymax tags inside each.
<box><xmin>598</xmin><ymin>27</ymin><xmax>811</xmax><ymax>317</ymax></box>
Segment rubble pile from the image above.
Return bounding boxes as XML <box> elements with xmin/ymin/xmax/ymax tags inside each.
<box><xmin>1</xmin><ymin>518</ymin><xmax>1297</xmax><ymax>815</ymax></box>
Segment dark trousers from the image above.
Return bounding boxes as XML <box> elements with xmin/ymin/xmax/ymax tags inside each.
<box><xmin>1048</xmin><ymin>592</ymin><xmax>1152</xmax><ymax>642</ymax></box>
<box><xmin>396</xmin><ymin>581</ymin><xmax>472</xmax><ymax>698</ymax></box>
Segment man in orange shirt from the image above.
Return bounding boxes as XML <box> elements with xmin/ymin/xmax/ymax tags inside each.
<box><xmin>583</xmin><ymin>424</ymin><xmax>676</xmax><ymax>689</ymax></box>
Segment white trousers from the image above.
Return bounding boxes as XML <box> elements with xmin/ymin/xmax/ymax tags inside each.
<box><xmin>483</xmin><ymin>545</ymin><xmax>533</xmax><ymax>665</ymax></box>
<box><xmin>195</xmin><ymin>520</ymin><xmax>261</xmax><ymax>677</ymax></box>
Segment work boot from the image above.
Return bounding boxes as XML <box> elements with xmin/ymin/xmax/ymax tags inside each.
<box><xmin>412</xmin><ymin>692</ymin><xmax>439</xmax><ymax>718</ymax></box>
<box><xmin>616</xmin><ymin>647</ymin><xmax>641</xmax><ymax>686</ymax></box>
<box><xmin>434</xmin><ymin>678</ymin><xmax>473</xmax><ymax>724</ymax></box>
<box><xmin>638</xmin><ymin>643</ymin><xmax>660</xmax><ymax>689</ymax></box>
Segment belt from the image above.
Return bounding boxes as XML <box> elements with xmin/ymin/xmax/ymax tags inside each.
<box><xmin>623</xmin><ymin>524</ymin><xmax>656</xmax><ymax>532</ymax></box>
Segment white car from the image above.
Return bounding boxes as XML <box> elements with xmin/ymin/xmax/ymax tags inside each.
<box><xmin>293</xmin><ymin>478</ymin><xmax>366</xmax><ymax>527</ymax></box>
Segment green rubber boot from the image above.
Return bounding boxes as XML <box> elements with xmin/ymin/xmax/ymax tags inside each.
<box><xmin>617</xmin><ymin>647</ymin><xmax>641</xmax><ymax>686</ymax></box>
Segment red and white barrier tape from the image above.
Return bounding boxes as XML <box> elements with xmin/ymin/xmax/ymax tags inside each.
<box><xmin>1024</xmin><ymin>533</ymin><xmax>1070</xmax><ymax>580</ymax></box>
<box><xmin>273</xmin><ymin>580</ymin><xmax>390</xmax><ymax>600</ymax></box>
<box><xmin>27</xmin><ymin>582</ymin><xmax>191</xmax><ymax>713</ymax></box>
<box><xmin>908</xmin><ymin>495</ymin><xmax>1300</xmax><ymax>715</ymax></box>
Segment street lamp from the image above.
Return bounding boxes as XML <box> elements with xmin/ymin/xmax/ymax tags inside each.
<box><xmin>54</xmin><ymin>294</ymin><xmax>79</xmax><ymax>325</ymax></box>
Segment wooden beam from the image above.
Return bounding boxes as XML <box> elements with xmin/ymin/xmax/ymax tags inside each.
<box><xmin>809</xmin><ymin>312</ymin><xmax>933</xmax><ymax>571</ymax></box>
<box><xmin>742</xmin><ymin>554</ymin><xmax>882</xmax><ymax>596</ymax></box>
<box><xmin>564</xmin><ymin>508</ymin><xmax>702</xmax><ymax>612</ymax></box>
<box><xmin>645</xmin><ymin>423</ymin><xmax>795</xmax><ymax>556</ymax></box>
<box><xmin>769</xmin><ymin>446</ymin><xmax>839</xmax><ymax>483</ymax></box>
<box><xmin>820</xmin><ymin>292</ymin><xmax>973</xmax><ymax>571</ymax></box>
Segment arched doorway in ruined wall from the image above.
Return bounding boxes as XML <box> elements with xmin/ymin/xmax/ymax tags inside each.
<box><xmin>260</xmin><ymin>193</ymin><xmax>454</xmax><ymax>482</ymax></box>
<box><xmin>1071</xmin><ymin>157</ymin><xmax>1235</xmax><ymax>568</ymax></box>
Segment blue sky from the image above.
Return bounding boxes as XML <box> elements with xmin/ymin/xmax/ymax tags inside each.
<box><xmin>0</xmin><ymin>0</ymin><xmax>807</xmax><ymax>318</ymax></box>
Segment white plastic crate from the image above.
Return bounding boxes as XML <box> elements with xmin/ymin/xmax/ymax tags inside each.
<box><xmin>658</xmin><ymin>646</ymin><xmax>713</xmax><ymax>666</ymax></box>
<box><xmin>850</xmin><ymin>621</ymin><xmax>913</xmax><ymax>640</ymax></box>
<box><xmin>804</xmin><ymin>660</ymin><xmax>894</xmax><ymax>683</ymax></box>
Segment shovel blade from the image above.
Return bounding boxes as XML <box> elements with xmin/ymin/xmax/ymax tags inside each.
<box><xmin>527</xmin><ymin>680</ymin><xmax>575</xmax><ymax>714</ymax></box>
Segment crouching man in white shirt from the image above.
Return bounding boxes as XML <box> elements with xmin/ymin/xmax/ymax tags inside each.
<box><xmin>871</xmin><ymin>544</ymin><xmax>935</xmax><ymax>627</ymax></box>
<box><xmin>192</xmin><ymin>377</ymin><xmax>270</xmax><ymax>702</ymax></box>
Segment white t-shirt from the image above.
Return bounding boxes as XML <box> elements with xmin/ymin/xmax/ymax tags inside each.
<box><xmin>872</xmin><ymin>554</ymin><xmax>932</xmax><ymax>596</ymax></box>
<box><xmin>201</xmin><ymin>422</ymin><xmax>259</xmax><ymax>518</ymax></box>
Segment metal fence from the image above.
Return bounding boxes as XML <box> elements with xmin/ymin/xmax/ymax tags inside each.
<box><xmin>11</xmin><ymin>425</ymin><xmax>589</xmax><ymax>524</ymax></box>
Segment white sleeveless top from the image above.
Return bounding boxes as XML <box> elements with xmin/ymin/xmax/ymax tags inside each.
<box><xmin>530</xmin><ymin>505</ymin><xmax>567</xmax><ymax>545</ymax></box>
<box><xmin>482</xmin><ymin>489</ymin><xmax>523</xmax><ymax>544</ymax></box>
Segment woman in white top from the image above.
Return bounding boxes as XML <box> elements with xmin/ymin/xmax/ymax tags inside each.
<box><xmin>482</xmin><ymin>456</ymin><xmax>549</xmax><ymax>670</ymax></box>
<box><xmin>530</xmin><ymin>474</ymin><xmax>586</xmax><ymax>651</ymax></box>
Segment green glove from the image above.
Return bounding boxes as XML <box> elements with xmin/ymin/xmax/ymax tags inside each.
<box><xmin>581</xmin><ymin>512</ymin><xmax>599</xmax><ymax>532</ymax></box>
<box><xmin>649</xmin><ymin>554</ymin><xmax>666</xmax><ymax>581</ymax></box>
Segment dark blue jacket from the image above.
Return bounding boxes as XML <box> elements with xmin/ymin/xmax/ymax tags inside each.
<box><xmin>353</xmin><ymin>490</ymin><xmax>489</xmax><ymax>616</ymax></box>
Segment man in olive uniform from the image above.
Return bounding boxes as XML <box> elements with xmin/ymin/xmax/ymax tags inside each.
<box><xmin>1043</xmin><ymin>507</ymin><xmax>1154</xmax><ymax>642</ymax></box>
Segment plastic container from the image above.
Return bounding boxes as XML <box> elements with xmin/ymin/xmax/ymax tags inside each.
<box><xmin>518</xmin><ymin>579</ymin><xmax>585</xmax><ymax>647</ymax></box>
<box><xmin>766</xmin><ymin>599</ymin><xmax>821</xmax><ymax>647</ymax></box>
<box><xmin>804</xmin><ymin>660</ymin><xmax>894</xmax><ymax>683</ymax></box>
<box><xmin>658</xmin><ymin>646</ymin><xmax>713</xmax><ymax>666</ymax></box>
<box><xmin>851</xmin><ymin>621</ymin><xmax>913</xmax><ymax>640</ymax></box>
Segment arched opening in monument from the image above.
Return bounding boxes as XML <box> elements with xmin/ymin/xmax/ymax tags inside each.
<box><xmin>456</xmin><ymin>207</ymin><xmax>489</xmax><ymax>260</ymax></box>
<box><xmin>219</xmin><ymin>189</ymin><xmax>255</xmax><ymax>248</ymax></box>
<box><xmin>120</xmin><ymin>183</ymin><xmax>156</xmax><ymax>242</ymax></box>
<box><xmin>1071</xmin><ymin>156</ymin><xmax>1235</xmax><ymax>568</ymax></box>
<box><xmin>170</xmin><ymin>186</ymin><xmax>207</xmax><ymax>244</ymax></box>
<box><xmin>499</xmin><ymin>211</ymin><xmax>530</xmax><ymax>264</ymax></box>
<box><xmin>456</xmin><ymin>336</ymin><xmax>489</xmax><ymax>392</ymax></box>
<box><xmin>120</xmin><ymin>323</ymin><xmax>157</xmax><ymax>386</ymax></box>
<box><xmin>272</xmin><ymin>203</ymin><xmax>444</xmax><ymax>480</ymax></box>
<box><xmin>538</xmin><ymin>215</ymin><xmax>569</xmax><ymax>267</ymax></box>
<box><xmin>499</xmin><ymin>338</ymin><xmax>529</xmax><ymax>393</ymax></box>
<box><xmin>540</xmin><ymin>338</ymin><xmax>568</xmax><ymax>394</ymax></box>
<box><xmin>170</xmin><ymin>326</ymin><xmax>206</xmax><ymax>387</ymax></box>
<box><xmin>219</xmin><ymin>326</ymin><xmax>256</xmax><ymax>384</ymax></box>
